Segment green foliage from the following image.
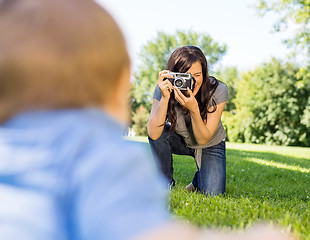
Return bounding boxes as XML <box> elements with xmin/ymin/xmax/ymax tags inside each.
<box><xmin>297</xmin><ymin>66</ymin><xmax>310</xmax><ymax>129</ymax></box>
<box><xmin>131</xmin><ymin>30</ymin><xmax>227</xmax><ymax>114</ymax></box>
<box><xmin>301</xmin><ymin>96</ymin><xmax>310</xmax><ymax>128</ymax></box>
<box><xmin>216</xmin><ymin>66</ymin><xmax>242</xmax><ymax>142</ymax></box>
<box><xmin>216</xmin><ymin>66</ymin><xmax>240</xmax><ymax>112</ymax></box>
<box><xmin>256</xmin><ymin>0</ymin><xmax>310</xmax><ymax>57</ymax></box>
<box><xmin>227</xmin><ymin>58</ymin><xmax>310</xmax><ymax>146</ymax></box>
<box><xmin>132</xmin><ymin>105</ymin><xmax>149</xmax><ymax>136</ymax></box>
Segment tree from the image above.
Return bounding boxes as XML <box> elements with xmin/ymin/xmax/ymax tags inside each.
<box><xmin>216</xmin><ymin>66</ymin><xmax>240</xmax><ymax>112</ymax></box>
<box><xmin>131</xmin><ymin>30</ymin><xmax>227</xmax><ymax>114</ymax></box>
<box><xmin>216</xmin><ymin>66</ymin><xmax>241</xmax><ymax>141</ymax></box>
<box><xmin>256</xmin><ymin>0</ymin><xmax>310</xmax><ymax>56</ymax></box>
<box><xmin>297</xmin><ymin>68</ymin><xmax>310</xmax><ymax>131</ymax></box>
<box><xmin>256</xmin><ymin>0</ymin><xmax>310</xmax><ymax>146</ymax></box>
<box><xmin>229</xmin><ymin>58</ymin><xmax>310</xmax><ymax>146</ymax></box>
<box><xmin>132</xmin><ymin>105</ymin><xmax>149</xmax><ymax>136</ymax></box>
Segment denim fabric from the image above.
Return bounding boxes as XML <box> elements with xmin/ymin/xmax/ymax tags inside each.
<box><xmin>148</xmin><ymin>123</ymin><xmax>226</xmax><ymax>196</ymax></box>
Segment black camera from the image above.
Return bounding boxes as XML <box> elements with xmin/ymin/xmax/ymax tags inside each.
<box><xmin>164</xmin><ymin>72</ymin><xmax>196</xmax><ymax>91</ymax></box>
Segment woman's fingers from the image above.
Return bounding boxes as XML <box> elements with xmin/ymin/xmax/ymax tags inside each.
<box><xmin>158</xmin><ymin>70</ymin><xmax>172</xmax><ymax>83</ymax></box>
<box><xmin>158</xmin><ymin>70</ymin><xmax>175</xmax><ymax>98</ymax></box>
<box><xmin>173</xmin><ymin>88</ymin><xmax>185</xmax><ymax>105</ymax></box>
<box><xmin>158</xmin><ymin>79</ymin><xmax>174</xmax><ymax>99</ymax></box>
<box><xmin>174</xmin><ymin>87</ymin><xmax>198</xmax><ymax>113</ymax></box>
<box><xmin>159</xmin><ymin>79</ymin><xmax>173</xmax><ymax>92</ymax></box>
<box><xmin>174</xmin><ymin>87</ymin><xmax>187</xmax><ymax>102</ymax></box>
<box><xmin>187</xmin><ymin>87</ymin><xmax>194</xmax><ymax>97</ymax></box>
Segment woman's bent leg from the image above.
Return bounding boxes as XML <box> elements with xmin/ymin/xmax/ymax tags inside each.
<box><xmin>148</xmin><ymin>124</ymin><xmax>174</xmax><ymax>185</ymax></box>
<box><xmin>198</xmin><ymin>141</ymin><xmax>226</xmax><ymax>196</ymax></box>
<box><xmin>148</xmin><ymin>123</ymin><xmax>194</xmax><ymax>187</ymax></box>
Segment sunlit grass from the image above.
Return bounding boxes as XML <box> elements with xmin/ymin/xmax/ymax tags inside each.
<box><xmin>246</xmin><ymin>157</ymin><xmax>310</xmax><ymax>173</ymax></box>
<box><xmin>126</xmin><ymin>137</ymin><xmax>310</xmax><ymax>239</ymax></box>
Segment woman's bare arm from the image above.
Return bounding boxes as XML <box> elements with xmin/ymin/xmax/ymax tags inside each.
<box><xmin>147</xmin><ymin>98</ymin><xmax>169</xmax><ymax>140</ymax></box>
<box><xmin>147</xmin><ymin>70</ymin><xmax>174</xmax><ymax>140</ymax></box>
<box><xmin>173</xmin><ymin>87</ymin><xmax>226</xmax><ymax>146</ymax></box>
<box><xmin>190</xmin><ymin>101</ymin><xmax>227</xmax><ymax>145</ymax></box>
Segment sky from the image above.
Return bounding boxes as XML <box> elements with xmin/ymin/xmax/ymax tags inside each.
<box><xmin>96</xmin><ymin>0</ymin><xmax>293</xmax><ymax>72</ymax></box>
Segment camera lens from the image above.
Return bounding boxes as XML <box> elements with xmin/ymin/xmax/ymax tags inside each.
<box><xmin>174</xmin><ymin>78</ymin><xmax>183</xmax><ymax>88</ymax></box>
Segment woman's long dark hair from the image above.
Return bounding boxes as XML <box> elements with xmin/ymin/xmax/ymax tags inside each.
<box><xmin>165</xmin><ymin>46</ymin><xmax>219</xmax><ymax>133</ymax></box>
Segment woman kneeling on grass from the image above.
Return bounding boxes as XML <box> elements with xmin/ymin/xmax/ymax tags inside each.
<box><xmin>147</xmin><ymin>46</ymin><xmax>228</xmax><ymax>196</ymax></box>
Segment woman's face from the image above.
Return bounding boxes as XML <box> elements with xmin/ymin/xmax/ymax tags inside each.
<box><xmin>186</xmin><ymin>61</ymin><xmax>203</xmax><ymax>96</ymax></box>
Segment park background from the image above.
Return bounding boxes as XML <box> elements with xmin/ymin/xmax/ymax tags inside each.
<box><xmin>98</xmin><ymin>0</ymin><xmax>310</xmax><ymax>238</ymax></box>
<box><xmin>97</xmin><ymin>0</ymin><xmax>310</xmax><ymax>146</ymax></box>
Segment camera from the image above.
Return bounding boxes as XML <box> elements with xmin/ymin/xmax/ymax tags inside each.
<box><xmin>164</xmin><ymin>72</ymin><xmax>196</xmax><ymax>91</ymax></box>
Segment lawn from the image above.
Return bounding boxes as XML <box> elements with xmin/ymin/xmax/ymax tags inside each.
<box><xmin>125</xmin><ymin>137</ymin><xmax>310</xmax><ymax>239</ymax></box>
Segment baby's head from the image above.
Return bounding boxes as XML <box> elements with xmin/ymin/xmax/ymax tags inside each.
<box><xmin>0</xmin><ymin>0</ymin><xmax>130</xmax><ymax>123</ymax></box>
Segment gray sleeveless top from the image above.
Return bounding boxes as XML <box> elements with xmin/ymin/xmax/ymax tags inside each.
<box><xmin>153</xmin><ymin>80</ymin><xmax>228</xmax><ymax>168</ymax></box>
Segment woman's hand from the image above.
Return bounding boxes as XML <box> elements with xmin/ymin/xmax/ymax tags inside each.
<box><xmin>147</xmin><ymin>70</ymin><xmax>173</xmax><ymax>140</ymax></box>
<box><xmin>158</xmin><ymin>70</ymin><xmax>174</xmax><ymax>100</ymax></box>
<box><xmin>173</xmin><ymin>87</ymin><xmax>199</xmax><ymax>114</ymax></box>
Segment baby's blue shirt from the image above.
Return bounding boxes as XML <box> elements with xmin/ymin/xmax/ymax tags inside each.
<box><xmin>0</xmin><ymin>109</ymin><xmax>169</xmax><ymax>240</ymax></box>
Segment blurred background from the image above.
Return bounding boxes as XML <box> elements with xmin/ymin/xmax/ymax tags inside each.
<box><xmin>97</xmin><ymin>0</ymin><xmax>310</xmax><ymax>147</ymax></box>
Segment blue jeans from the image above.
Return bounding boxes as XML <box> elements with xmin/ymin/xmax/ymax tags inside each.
<box><xmin>148</xmin><ymin>123</ymin><xmax>226</xmax><ymax>196</ymax></box>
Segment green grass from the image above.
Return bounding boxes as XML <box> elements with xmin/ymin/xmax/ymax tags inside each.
<box><xmin>126</xmin><ymin>137</ymin><xmax>310</xmax><ymax>239</ymax></box>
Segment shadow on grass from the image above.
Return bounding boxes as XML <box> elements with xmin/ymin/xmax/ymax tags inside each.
<box><xmin>225</xmin><ymin>149</ymin><xmax>309</xmax><ymax>200</ymax></box>
<box><xmin>172</xmin><ymin>149</ymin><xmax>310</xmax><ymax>202</ymax></box>
<box><xmin>227</xmin><ymin>148</ymin><xmax>310</xmax><ymax>169</ymax></box>
<box><xmin>127</xmin><ymin>140</ymin><xmax>310</xmax><ymax>201</ymax></box>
